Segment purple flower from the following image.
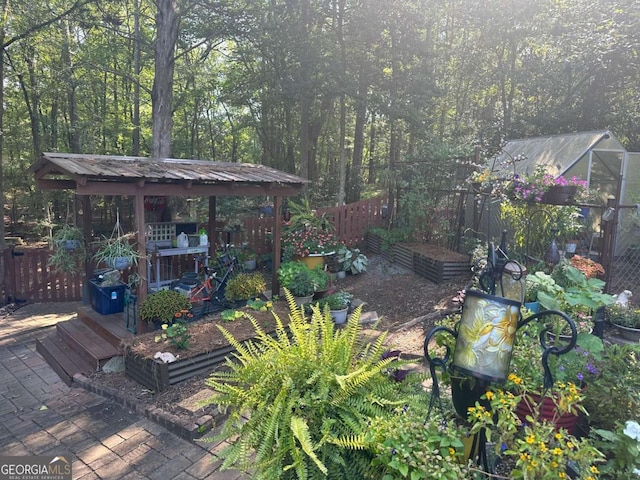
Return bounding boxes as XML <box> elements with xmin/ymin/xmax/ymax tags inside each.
<box><xmin>577</xmin><ymin>372</ymin><xmax>584</xmax><ymax>381</ymax></box>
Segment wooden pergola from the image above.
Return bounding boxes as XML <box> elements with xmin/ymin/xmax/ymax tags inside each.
<box><xmin>30</xmin><ymin>153</ymin><xmax>308</xmax><ymax>330</ymax></box>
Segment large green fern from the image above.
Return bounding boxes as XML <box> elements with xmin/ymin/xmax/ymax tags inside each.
<box><xmin>203</xmin><ymin>288</ymin><xmax>421</xmax><ymax>479</ymax></box>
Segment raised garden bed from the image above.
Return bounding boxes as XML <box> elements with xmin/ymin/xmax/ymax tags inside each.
<box><xmin>365</xmin><ymin>233</ymin><xmax>471</xmax><ymax>283</ymax></box>
<box><xmin>124</xmin><ymin>303</ymin><xmax>290</xmax><ymax>392</ymax></box>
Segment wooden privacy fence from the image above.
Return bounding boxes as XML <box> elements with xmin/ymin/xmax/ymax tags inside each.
<box><xmin>1</xmin><ymin>195</ymin><xmax>388</xmax><ymax>304</ymax></box>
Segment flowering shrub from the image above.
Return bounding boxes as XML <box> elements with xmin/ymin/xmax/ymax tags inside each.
<box><xmin>509</xmin><ymin>166</ymin><xmax>588</xmax><ymax>203</ymax></box>
<box><xmin>468</xmin><ymin>388</ymin><xmax>604</xmax><ymax>479</ymax></box>
<box><xmin>282</xmin><ymin>227</ymin><xmax>338</xmax><ymax>260</ymax></box>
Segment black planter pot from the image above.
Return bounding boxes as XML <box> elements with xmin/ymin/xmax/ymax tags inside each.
<box><xmin>450</xmin><ymin>372</ymin><xmax>491</xmax><ymax>418</ymax></box>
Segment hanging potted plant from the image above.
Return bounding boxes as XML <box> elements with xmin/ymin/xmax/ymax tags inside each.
<box><xmin>94</xmin><ymin>233</ymin><xmax>142</xmax><ymax>271</ymax></box>
<box><xmin>93</xmin><ymin>210</ymin><xmax>142</xmax><ymax>271</ymax></box>
<box><xmin>47</xmin><ymin>225</ymin><xmax>87</xmax><ymax>275</ymax></box>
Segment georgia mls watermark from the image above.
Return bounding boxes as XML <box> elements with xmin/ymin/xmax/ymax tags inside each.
<box><xmin>0</xmin><ymin>455</ymin><xmax>71</xmax><ymax>480</ymax></box>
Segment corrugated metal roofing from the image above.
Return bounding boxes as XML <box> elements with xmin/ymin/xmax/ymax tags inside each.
<box><xmin>31</xmin><ymin>152</ymin><xmax>309</xmax><ymax>187</ymax></box>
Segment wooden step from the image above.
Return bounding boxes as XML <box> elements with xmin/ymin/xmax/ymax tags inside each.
<box><xmin>36</xmin><ymin>334</ymin><xmax>95</xmax><ymax>386</ymax></box>
<box><xmin>76</xmin><ymin>305</ymin><xmax>134</xmax><ymax>348</ymax></box>
<box><xmin>56</xmin><ymin>318</ymin><xmax>121</xmax><ymax>371</ymax></box>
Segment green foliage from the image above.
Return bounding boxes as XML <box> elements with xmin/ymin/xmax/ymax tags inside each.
<box><xmin>368</xmin><ymin>228</ymin><xmax>414</xmax><ymax>251</ymax></box>
<box><xmin>308</xmin><ymin>265</ymin><xmax>330</xmax><ymax>291</ymax></box>
<box><xmin>591</xmin><ymin>421</ymin><xmax>640</xmax><ymax>478</ymax></box>
<box><xmin>337</xmin><ymin>246</ymin><xmax>369</xmax><ymax>274</ymax></box>
<box><xmin>315</xmin><ymin>290</ymin><xmax>353</xmax><ymax>311</ymax></box>
<box><xmin>277</xmin><ymin>261</ymin><xmax>315</xmax><ymax>297</ymax></box>
<box><xmin>47</xmin><ymin>225</ymin><xmax>87</xmax><ymax>275</ymax></box>
<box><xmin>499</xmin><ymin>203</ymin><xmax>584</xmax><ymax>259</ymax></box>
<box><xmin>367</xmin><ymin>405</ymin><xmax>471</xmax><ymax>479</ymax></box>
<box><xmin>93</xmin><ymin>234</ymin><xmax>141</xmax><ymax>269</ymax></box>
<box><xmin>582</xmin><ymin>344</ymin><xmax>640</xmax><ymax>431</ymax></box>
<box><xmin>605</xmin><ymin>303</ymin><xmax>640</xmax><ymax>328</ymax></box>
<box><xmin>155</xmin><ymin>320</ymin><xmax>191</xmax><ymax>349</ymax></box>
<box><xmin>139</xmin><ymin>290</ymin><xmax>192</xmax><ymax>325</ymax></box>
<box><xmin>203</xmin><ymin>289</ymin><xmax>419</xmax><ymax>479</ymax></box>
<box><xmin>224</xmin><ymin>272</ymin><xmax>266</xmax><ymax>302</ymax></box>
<box><xmin>220</xmin><ymin>309</ymin><xmax>245</xmax><ymax>322</ymax></box>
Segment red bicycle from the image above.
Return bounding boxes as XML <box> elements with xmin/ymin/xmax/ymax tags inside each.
<box><xmin>187</xmin><ymin>253</ymin><xmax>238</xmax><ymax>314</ymax></box>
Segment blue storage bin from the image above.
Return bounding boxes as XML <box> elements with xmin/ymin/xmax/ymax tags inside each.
<box><xmin>90</xmin><ymin>280</ymin><xmax>126</xmax><ymax>315</ymax></box>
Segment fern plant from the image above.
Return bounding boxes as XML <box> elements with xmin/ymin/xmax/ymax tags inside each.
<box><xmin>203</xmin><ymin>288</ymin><xmax>421</xmax><ymax>479</ymax></box>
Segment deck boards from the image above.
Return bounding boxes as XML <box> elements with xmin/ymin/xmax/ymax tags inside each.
<box><xmin>36</xmin><ymin>335</ymin><xmax>95</xmax><ymax>385</ymax></box>
<box><xmin>37</xmin><ymin>306</ymin><xmax>133</xmax><ymax>385</ymax></box>
<box><xmin>57</xmin><ymin>319</ymin><xmax>120</xmax><ymax>369</ymax></box>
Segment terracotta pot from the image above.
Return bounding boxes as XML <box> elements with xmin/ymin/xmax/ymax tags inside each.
<box><xmin>515</xmin><ymin>392</ymin><xmax>580</xmax><ymax>434</ymax></box>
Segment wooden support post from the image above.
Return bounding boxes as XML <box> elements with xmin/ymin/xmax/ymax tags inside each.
<box><xmin>208</xmin><ymin>196</ymin><xmax>216</xmax><ymax>259</ymax></box>
<box><xmin>134</xmin><ymin>192</ymin><xmax>150</xmax><ymax>333</ymax></box>
<box><xmin>272</xmin><ymin>196</ymin><xmax>282</xmax><ymax>297</ymax></box>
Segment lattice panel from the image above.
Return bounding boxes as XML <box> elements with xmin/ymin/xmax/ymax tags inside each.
<box><xmin>147</xmin><ymin>223</ymin><xmax>175</xmax><ymax>242</ymax></box>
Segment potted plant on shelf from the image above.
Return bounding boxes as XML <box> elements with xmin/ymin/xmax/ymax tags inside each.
<box><xmin>224</xmin><ymin>272</ymin><xmax>266</xmax><ymax>306</ymax></box>
<box><xmin>47</xmin><ymin>225</ymin><xmax>87</xmax><ymax>275</ymax></box>
<box><xmin>139</xmin><ymin>289</ymin><xmax>192</xmax><ymax>329</ymax></box>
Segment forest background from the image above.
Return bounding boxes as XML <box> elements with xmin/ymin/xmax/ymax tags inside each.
<box><xmin>1</xmin><ymin>0</ymin><xmax>639</xmax><ymax>245</ymax></box>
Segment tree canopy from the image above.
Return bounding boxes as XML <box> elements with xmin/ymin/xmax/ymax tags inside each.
<box><xmin>3</xmin><ymin>0</ymin><xmax>640</xmax><ymax>236</ymax></box>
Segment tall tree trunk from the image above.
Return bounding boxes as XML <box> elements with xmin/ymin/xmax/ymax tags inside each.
<box><xmin>132</xmin><ymin>0</ymin><xmax>141</xmax><ymax>155</ymax></box>
<box><xmin>152</xmin><ymin>0</ymin><xmax>180</xmax><ymax>158</ymax></box>
<box><xmin>298</xmin><ymin>0</ymin><xmax>311</xmax><ymax>179</ymax></box>
<box><xmin>336</xmin><ymin>0</ymin><xmax>346</xmax><ymax>205</ymax></box>
<box><xmin>367</xmin><ymin>111</ymin><xmax>376</xmax><ymax>184</ymax></box>
<box><xmin>61</xmin><ymin>18</ymin><xmax>80</xmax><ymax>152</ymax></box>
<box><xmin>349</xmin><ymin>69</ymin><xmax>368</xmax><ymax>202</ymax></box>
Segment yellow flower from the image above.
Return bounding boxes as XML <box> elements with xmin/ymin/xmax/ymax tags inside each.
<box><xmin>526</xmin><ymin>435</ymin><xmax>535</xmax><ymax>444</ymax></box>
<box><xmin>539</xmin><ymin>443</ymin><xmax>548</xmax><ymax>452</ymax></box>
<box><xmin>589</xmin><ymin>466</ymin><xmax>599</xmax><ymax>474</ymax></box>
<box><xmin>558</xmin><ymin>473</ymin><xmax>566</xmax><ymax>479</ymax></box>
<box><xmin>448</xmin><ymin>448</ymin><xmax>455</xmax><ymax>456</ymax></box>
<box><xmin>520</xmin><ymin>453</ymin><xmax>529</xmax><ymax>462</ymax></box>
<box><xmin>485</xmin><ymin>391</ymin><xmax>494</xmax><ymax>400</ymax></box>
<box><xmin>161</xmin><ymin>323</ymin><xmax>168</xmax><ymax>330</ymax></box>
<box><xmin>567</xmin><ymin>441</ymin><xmax>574</xmax><ymax>449</ymax></box>
<box><xmin>555</xmin><ymin>433</ymin><xmax>563</xmax><ymax>440</ymax></box>
<box><xmin>552</xmin><ymin>447</ymin><xmax>563</xmax><ymax>456</ymax></box>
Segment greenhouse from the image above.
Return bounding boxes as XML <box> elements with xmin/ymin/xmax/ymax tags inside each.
<box><xmin>473</xmin><ymin>130</ymin><xmax>640</xmax><ymax>295</ymax></box>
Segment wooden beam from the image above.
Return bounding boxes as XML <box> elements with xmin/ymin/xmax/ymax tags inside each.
<box><xmin>36</xmin><ymin>179</ymin><xmax>77</xmax><ymax>190</ymax></box>
<box><xmin>75</xmin><ymin>181</ymin><xmax>303</xmax><ymax>197</ymax></box>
